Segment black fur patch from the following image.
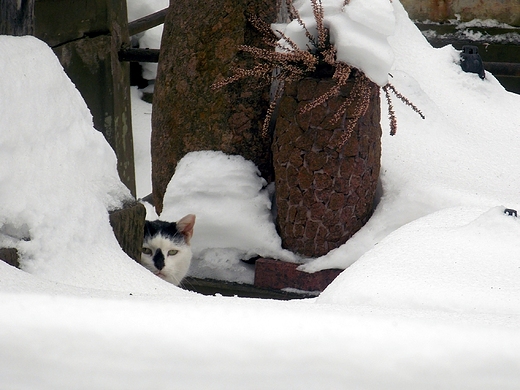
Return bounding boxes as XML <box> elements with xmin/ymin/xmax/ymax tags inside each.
<box><xmin>144</xmin><ymin>220</ymin><xmax>182</xmax><ymax>240</ymax></box>
<box><xmin>153</xmin><ymin>249</ymin><xmax>165</xmax><ymax>270</ymax></box>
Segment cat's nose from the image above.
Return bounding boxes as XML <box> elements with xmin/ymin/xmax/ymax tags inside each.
<box><xmin>153</xmin><ymin>249</ymin><xmax>165</xmax><ymax>270</ymax></box>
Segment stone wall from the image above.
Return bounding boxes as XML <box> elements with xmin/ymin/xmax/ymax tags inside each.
<box><xmin>401</xmin><ymin>0</ymin><xmax>520</xmax><ymax>25</ymax></box>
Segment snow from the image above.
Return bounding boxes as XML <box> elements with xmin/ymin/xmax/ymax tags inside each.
<box><xmin>3</xmin><ymin>292</ymin><xmax>520</xmax><ymax>390</ymax></box>
<box><xmin>156</xmin><ymin>151</ymin><xmax>298</xmax><ymax>283</ymax></box>
<box><xmin>422</xmin><ymin>27</ymin><xmax>520</xmax><ymax>45</ymax></box>
<box><xmin>2</xmin><ymin>0</ymin><xmax>520</xmax><ymax>388</ymax></box>
<box><xmin>278</xmin><ymin>0</ymin><xmax>395</xmax><ymax>86</ymax></box>
<box><xmin>318</xmin><ymin>206</ymin><xmax>520</xmax><ymax>314</ymax></box>
<box><xmin>0</xmin><ymin>36</ymin><xmax>168</xmax><ymax>293</ymax></box>
<box><xmin>130</xmin><ymin>87</ymin><xmax>153</xmax><ymax>197</ymax></box>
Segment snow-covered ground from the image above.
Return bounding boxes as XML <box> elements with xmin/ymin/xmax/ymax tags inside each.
<box><xmin>2</xmin><ymin>0</ymin><xmax>520</xmax><ymax>388</ymax></box>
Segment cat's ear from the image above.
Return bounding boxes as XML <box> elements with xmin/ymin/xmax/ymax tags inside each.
<box><xmin>176</xmin><ymin>214</ymin><xmax>196</xmax><ymax>243</ymax></box>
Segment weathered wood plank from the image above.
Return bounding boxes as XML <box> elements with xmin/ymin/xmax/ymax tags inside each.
<box><xmin>181</xmin><ymin>277</ymin><xmax>318</xmax><ymax>300</ymax></box>
<box><xmin>0</xmin><ymin>0</ymin><xmax>35</xmax><ymax>35</ymax></box>
<box><xmin>128</xmin><ymin>7</ymin><xmax>168</xmax><ymax>37</ymax></box>
<box><xmin>119</xmin><ymin>48</ymin><xmax>160</xmax><ymax>63</ymax></box>
<box><xmin>109</xmin><ymin>201</ymin><xmax>146</xmax><ymax>262</ymax></box>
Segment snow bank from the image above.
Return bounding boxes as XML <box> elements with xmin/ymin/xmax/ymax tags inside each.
<box><xmin>319</xmin><ymin>206</ymin><xmax>520</xmax><ymax>314</ymax></box>
<box><xmin>131</xmin><ymin>87</ymin><xmax>153</xmax><ymax>197</ymax></box>
<box><xmin>0</xmin><ymin>36</ymin><xmax>175</xmax><ymax>294</ymax></box>
<box><xmin>3</xmin><ymin>291</ymin><xmax>520</xmax><ymax>390</ymax></box>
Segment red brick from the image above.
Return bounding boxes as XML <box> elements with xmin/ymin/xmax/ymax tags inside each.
<box><xmin>254</xmin><ymin>258</ymin><xmax>342</xmax><ymax>292</ymax></box>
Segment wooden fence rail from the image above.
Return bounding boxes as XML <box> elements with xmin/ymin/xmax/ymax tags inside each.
<box><xmin>120</xmin><ymin>7</ymin><xmax>168</xmax><ymax>63</ymax></box>
<box><xmin>128</xmin><ymin>7</ymin><xmax>169</xmax><ymax>37</ymax></box>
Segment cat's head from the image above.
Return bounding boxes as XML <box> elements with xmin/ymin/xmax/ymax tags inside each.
<box><xmin>140</xmin><ymin>214</ymin><xmax>196</xmax><ymax>286</ymax></box>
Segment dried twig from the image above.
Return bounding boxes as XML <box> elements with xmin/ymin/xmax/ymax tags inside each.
<box><xmin>299</xmin><ymin>63</ymin><xmax>351</xmax><ymax>114</ymax></box>
<box><xmin>311</xmin><ymin>0</ymin><xmax>326</xmax><ymax>49</ymax></box>
<box><xmin>382</xmin><ymin>83</ymin><xmax>425</xmax><ymax>136</ymax></box>
<box><xmin>336</xmin><ymin>72</ymin><xmax>372</xmax><ymax>146</ymax></box>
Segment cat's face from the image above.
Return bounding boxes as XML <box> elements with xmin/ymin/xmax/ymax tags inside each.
<box><xmin>140</xmin><ymin>214</ymin><xmax>195</xmax><ymax>286</ymax></box>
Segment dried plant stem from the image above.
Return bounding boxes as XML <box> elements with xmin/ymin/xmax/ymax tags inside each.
<box><xmin>211</xmin><ymin>63</ymin><xmax>272</xmax><ymax>90</ymax></box>
<box><xmin>248</xmin><ymin>14</ymin><xmax>277</xmax><ymax>44</ymax></box>
<box><xmin>288</xmin><ymin>0</ymin><xmax>318</xmax><ymax>49</ymax></box>
<box><xmin>212</xmin><ymin>0</ymin><xmax>422</xmax><ymax>148</ymax></box>
<box><xmin>299</xmin><ymin>62</ymin><xmax>351</xmax><ymax>114</ymax></box>
<box><xmin>384</xmin><ymin>84</ymin><xmax>425</xmax><ymax>119</ymax></box>
<box><xmin>262</xmin><ymin>81</ymin><xmax>285</xmax><ymax>137</ymax></box>
<box><xmin>336</xmin><ymin>72</ymin><xmax>372</xmax><ymax>146</ymax></box>
<box><xmin>311</xmin><ymin>0</ymin><xmax>326</xmax><ymax>49</ymax></box>
<box><xmin>382</xmin><ymin>83</ymin><xmax>425</xmax><ymax>136</ymax></box>
<box><xmin>383</xmin><ymin>84</ymin><xmax>398</xmax><ymax>135</ymax></box>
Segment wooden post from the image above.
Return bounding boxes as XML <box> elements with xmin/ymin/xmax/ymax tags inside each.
<box><xmin>34</xmin><ymin>0</ymin><xmax>137</xmax><ymax>197</ymax></box>
<box><xmin>0</xmin><ymin>0</ymin><xmax>35</xmax><ymax>35</ymax></box>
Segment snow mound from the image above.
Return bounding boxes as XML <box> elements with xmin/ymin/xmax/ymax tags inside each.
<box><xmin>158</xmin><ymin>151</ymin><xmax>298</xmax><ymax>283</ymax></box>
<box><xmin>0</xmin><ymin>36</ymin><xmax>174</xmax><ymax>293</ymax></box>
<box><xmin>319</xmin><ymin>206</ymin><xmax>520</xmax><ymax>315</ymax></box>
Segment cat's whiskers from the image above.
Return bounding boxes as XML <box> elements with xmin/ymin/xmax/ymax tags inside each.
<box><xmin>179</xmin><ymin>276</ymin><xmax>196</xmax><ymax>291</ymax></box>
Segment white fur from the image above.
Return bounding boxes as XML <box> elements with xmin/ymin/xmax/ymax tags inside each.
<box><xmin>140</xmin><ymin>234</ymin><xmax>192</xmax><ymax>286</ymax></box>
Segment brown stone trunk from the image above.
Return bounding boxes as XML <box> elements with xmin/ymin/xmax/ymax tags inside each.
<box><xmin>272</xmin><ymin>72</ymin><xmax>381</xmax><ymax>257</ymax></box>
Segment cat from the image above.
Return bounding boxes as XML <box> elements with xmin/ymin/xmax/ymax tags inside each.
<box><xmin>140</xmin><ymin>214</ymin><xmax>196</xmax><ymax>286</ymax></box>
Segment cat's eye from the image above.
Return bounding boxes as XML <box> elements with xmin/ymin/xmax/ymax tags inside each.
<box><xmin>142</xmin><ymin>247</ymin><xmax>152</xmax><ymax>255</ymax></box>
<box><xmin>168</xmin><ymin>249</ymin><xmax>178</xmax><ymax>256</ymax></box>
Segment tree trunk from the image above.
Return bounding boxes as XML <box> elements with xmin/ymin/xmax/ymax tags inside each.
<box><xmin>150</xmin><ymin>0</ymin><xmax>276</xmax><ymax>214</ymax></box>
<box><xmin>272</xmin><ymin>72</ymin><xmax>381</xmax><ymax>257</ymax></box>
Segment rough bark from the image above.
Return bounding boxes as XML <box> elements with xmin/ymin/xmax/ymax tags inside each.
<box><xmin>151</xmin><ymin>0</ymin><xmax>276</xmax><ymax>214</ymax></box>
